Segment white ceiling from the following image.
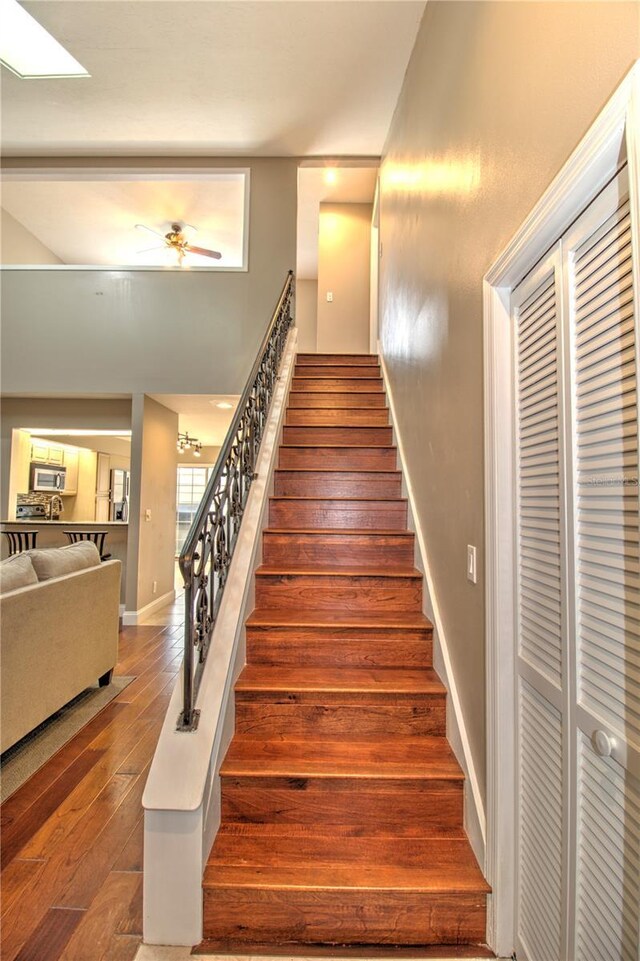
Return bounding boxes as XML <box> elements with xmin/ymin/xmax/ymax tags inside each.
<box><xmin>297</xmin><ymin>164</ymin><xmax>378</xmax><ymax>280</ymax></box>
<box><xmin>1</xmin><ymin>175</ymin><xmax>247</xmax><ymax>265</ymax></box>
<box><xmin>1</xmin><ymin>1</ymin><xmax>425</xmax><ymax>157</ymax></box>
<box><xmin>149</xmin><ymin>393</ymin><xmax>240</xmax><ymax>446</ymax></box>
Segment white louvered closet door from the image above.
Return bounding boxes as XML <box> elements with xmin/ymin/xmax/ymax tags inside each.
<box><xmin>513</xmin><ymin>247</ymin><xmax>568</xmax><ymax>961</ymax></box>
<box><xmin>563</xmin><ymin>165</ymin><xmax>640</xmax><ymax>961</ymax></box>
<box><xmin>513</xmin><ymin>164</ymin><xmax>640</xmax><ymax>961</ymax></box>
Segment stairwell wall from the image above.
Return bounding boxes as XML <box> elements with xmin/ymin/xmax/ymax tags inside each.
<box><xmin>378</xmin><ymin>0</ymin><xmax>640</xmax><ymax>800</ymax></box>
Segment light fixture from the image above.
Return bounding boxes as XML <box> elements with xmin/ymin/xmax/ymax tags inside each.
<box><xmin>324</xmin><ymin>168</ymin><xmax>337</xmax><ymax>185</ymax></box>
<box><xmin>216</xmin><ymin>401</ymin><xmax>234</xmax><ymax>410</ymax></box>
<box><xmin>177</xmin><ymin>431</ymin><xmax>202</xmax><ymax>456</ymax></box>
<box><xmin>0</xmin><ymin>0</ymin><xmax>90</xmax><ymax>79</ymax></box>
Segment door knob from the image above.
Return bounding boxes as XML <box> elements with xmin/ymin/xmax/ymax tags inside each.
<box><xmin>592</xmin><ymin>729</ymin><xmax>614</xmax><ymax>757</ymax></box>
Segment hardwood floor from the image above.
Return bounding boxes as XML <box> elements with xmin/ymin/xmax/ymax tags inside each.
<box><xmin>0</xmin><ymin>616</ymin><xmax>183</xmax><ymax>961</ymax></box>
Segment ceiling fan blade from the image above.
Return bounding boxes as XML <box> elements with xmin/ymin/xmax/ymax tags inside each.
<box><xmin>137</xmin><ymin>245</ymin><xmax>166</xmax><ymax>254</ymax></box>
<box><xmin>135</xmin><ymin>224</ymin><xmax>166</xmax><ymax>239</ymax></box>
<box><xmin>186</xmin><ymin>244</ymin><xmax>222</xmax><ymax>260</ymax></box>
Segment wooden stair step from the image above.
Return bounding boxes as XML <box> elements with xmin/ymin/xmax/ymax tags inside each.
<box><xmin>246</xmin><ymin>609</ymin><xmax>432</xmax><ymax>630</ymax></box>
<box><xmin>234</xmin><ymin>666</ymin><xmax>446</xmax><ymax>737</ymax></box>
<box><xmin>273</xmin><ymin>469</ymin><xmax>402</xmax><ymax>498</ymax></box>
<box><xmin>203</xmin><ymin>835</ymin><xmax>488</xmax><ymax>945</ymax></box>
<box><xmin>246</xmin><ymin>626</ymin><xmax>432</xmax><ymax>669</ymax></box>
<box><xmin>285</xmin><ymin>408</ymin><xmax>390</xmax><ymax>427</ymax></box>
<box><xmin>293</xmin><ymin>365</ymin><xmax>381</xmax><ymax>378</ymax></box>
<box><xmin>279</xmin><ymin>445</ymin><xmax>397</xmax><ymax>470</ymax></box>
<box><xmin>236</xmin><ymin>665</ymin><xmax>443</xmax><ymax>695</ymax></box>
<box><xmin>283</xmin><ymin>425</ymin><xmax>393</xmax><ymax>446</ymax></box>
<box><xmin>288</xmin><ymin>391</ymin><xmax>387</xmax><ymax>408</ymax></box>
<box><xmin>221</xmin><ymin>735</ymin><xmax>463</xmax><ymax>781</ymax></box>
<box><xmin>296</xmin><ymin>354</ymin><xmax>380</xmax><ymax>366</ymax></box>
<box><xmin>207</xmin><ymin>833</ymin><xmax>488</xmax><ymax>888</ymax></box>
<box><xmin>220</xmin><ymin>736</ymin><xmax>464</xmax><ymax>835</ymax></box>
<box><xmin>262</xmin><ymin>528</ymin><xmax>415</xmax><ymax>567</ymax></box>
<box><xmin>291</xmin><ymin>377</ymin><xmax>385</xmax><ymax>392</ymax></box>
<box><xmin>254</xmin><ymin>566</ymin><xmax>422</xmax><ymax>613</ymax></box>
<box><xmin>269</xmin><ymin>497</ymin><xmax>407</xmax><ymax>530</ymax></box>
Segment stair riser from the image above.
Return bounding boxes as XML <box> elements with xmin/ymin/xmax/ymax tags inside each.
<box><xmin>246</xmin><ymin>627</ymin><xmax>433</xmax><ymax>668</ymax></box>
<box><xmin>203</xmin><ymin>889</ymin><xmax>486</xmax><ymax>945</ymax></box>
<box><xmin>288</xmin><ymin>392</ymin><xmax>386</xmax><ymax>408</ymax></box>
<box><xmin>262</xmin><ymin>531</ymin><xmax>414</xmax><ymax>567</ymax></box>
<box><xmin>279</xmin><ymin>447</ymin><xmax>397</xmax><ymax>470</ymax></box>
<box><xmin>255</xmin><ymin>574</ymin><xmax>422</xmax><ymax>613</ymax></box>
<box><xmin>221</xmin><ymin>778</ymin><xmax>463</xmax><ymax>834</ymax></box>
<box><xmin>285</xmin><ymin>409</ymin><xmax>389</xmax><ymax>427</ymax></box>
<box><xmin>282</xmin><ymin>426</ymin><xmax>393</xmax><ymax>446</ymax></box>
<box><xmin>294</xmin><ymin>366</ymin><xmax>381</xmax><ymax>378</ymax></box>
<box><xmin>234</xmin><ymin>695</ymin><xmax>446</xmax><ymax>737</ymax></box>
<box><xmin>273</xmin><ymin>471</ymin><xmax>402</xmax><ymax>498</ymax></box>
<box><xmin>297</xmin><ymin>354</ymin><xmax>379</xmax><ymax>366</ymax></box>
<box><xmin>291</xmin><ymin>378</ymin><xmax>384</xmax><ymax>392</ymax></box>
<box><xmin>269</xmin><ymin>500</ymin><xmax>407</xmax><ymax>530</ymax></box>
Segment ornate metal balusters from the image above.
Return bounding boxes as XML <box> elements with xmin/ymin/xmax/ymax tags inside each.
<box><xmin>177</xmin><ymin>271</ymin><xmax>294</xmax><ymax>730</ymax></box>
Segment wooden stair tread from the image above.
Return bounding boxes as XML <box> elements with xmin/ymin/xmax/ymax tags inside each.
<box><xmin>280</xmin><ymin>443</ymin><xmax>395</xmax><ymax>449</ymax></box>
<box><xmin>270</xmin><ymin>496</ymin><xmax>407</xmax><ymax>502</ymax></box>
<box><xmin>247</xmin><ymin>609</ymin><xmax>432</xmax><ymax>630</ymax></box>
<box><xmin>205</xmin><ymin>834</ymin><xmax>489</xmax><ymax>893</ymax></box>
<box><xmin>221</xmin><ymin>736</ymin><xmax>463</xmax><ymax>780</ymax></box>
<box><xmin>274</xmin><ymin>467</ymin><xmax>401</xmax><ymax>474</ymax></box>
<box><xmin>264</xmin><ymin>527</ymin><xmax>414</xmax><ymax>536</ymax></box>
<box><xmin>236</xmin><ymin>666</ymin><xmax>445</xmax><ymax>695</ymax></box>
<box><xmin>255</xmin><ymin>565</ymin><xmax>420</xmax><ymax>578</ymax></box>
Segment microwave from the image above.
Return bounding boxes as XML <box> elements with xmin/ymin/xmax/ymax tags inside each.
<box><xmin>30</xmin><ymin>464</ymin><xmax>67</xmax><ymax>492</ymax></box>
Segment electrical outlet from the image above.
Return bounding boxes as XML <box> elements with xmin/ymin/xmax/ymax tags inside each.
<box><xmin>467</xmin><ymin>545</ymin><xmax>477</xmax><ymax>584</ymax></box>
<box><xmin>326</xmin><ymin>291</ymin><xmax>333</xmax><ymax>302</ymax></box>
<box><xmin>152</xmin><ymin>580</ymin><xmax>157</xmax><ymax>595</ymax></box>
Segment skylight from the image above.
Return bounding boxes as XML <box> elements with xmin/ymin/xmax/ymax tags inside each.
<box><xmin>0</xmin><ymin>0</ymin><xmax>90</xmax><ymax>79</ymax></box>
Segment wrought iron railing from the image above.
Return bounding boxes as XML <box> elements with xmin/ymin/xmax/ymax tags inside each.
<box><xmin>177</xmin><ymin>270</ymin><xmax>294</xmax><ymax>730</ymax></box>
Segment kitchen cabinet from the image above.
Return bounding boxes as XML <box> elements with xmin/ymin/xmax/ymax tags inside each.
<box><xmin>31</xmin><ymin>442</ymin><xmax>64</xmax><ymax>466</ymax></box>
<box><xmin>62</xmin><ymin>450</ymin><xmax>78</xmax><ymax>495</ymax></box>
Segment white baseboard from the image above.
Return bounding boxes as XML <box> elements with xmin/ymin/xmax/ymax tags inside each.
<box><xmin>123</xmin><ymin>589</ymin><xmax>176</xmax><ymax>626</ymax></box>
<box><xmin>379</xmin><ymin>347</ymin><xmax>487</xmax><ymax>866</ymax></box>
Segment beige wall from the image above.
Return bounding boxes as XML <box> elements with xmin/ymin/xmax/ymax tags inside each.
<box><xmin>295</xmin><ymin>279</ymin><xmax>318</xmax><ymax>352</ymax></box>
<box><xmin>1</xmin><ymin>158</ymin><xmax>297</xmax><ymax>395</ymax></box>
<box><xmin>317</xmin><ymin>203</ymin><xmax>372</xmax><ymax>354</ymax></box>
<box><xmin>379</xmin><ymin>0</ymin><xmax>640</xmax><ymax>800</ymax></box>
<box><xmin>1</xmin><ymin>208</ymin><xmax>63</xmax><ymax>265</ymax></box>
<box><xmin>127</xmin><ymin>395</ymin><xmax>178</xmax><ymax>613</ymax></box>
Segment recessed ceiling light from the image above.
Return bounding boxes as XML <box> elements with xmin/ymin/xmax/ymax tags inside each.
<box><xmin>324</xmin><ymin>168</ymin><xmax>338</xmax><ymax>185</ymax></box>
<box><xmin>0</xmin><ymin>0</ymin><xmax>90</xmax><ymax>79</ymax></box>
<box><xmin>216</xmin><ymin>402</ymin><xmax>234</xmax><ymax>410</ymax></box>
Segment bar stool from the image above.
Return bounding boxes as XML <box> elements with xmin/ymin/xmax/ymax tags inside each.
<box><xmin>3</xmin><ymin>530</ymin><xmax>38</xmax><ymax>556</ymax></box>
<box><xmin>64</xmin><ymin>530</ymin><xmax>112</xmax><ymax>562</ymax></box>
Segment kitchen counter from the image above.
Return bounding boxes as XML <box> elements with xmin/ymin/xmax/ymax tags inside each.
<box><xmin>1</xmin><ymin>521</ymin><xmax>129</xmax><ymax>603</ymax></box>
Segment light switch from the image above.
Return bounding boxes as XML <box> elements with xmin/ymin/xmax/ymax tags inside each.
<box><xmin>145</xmin><ymin>509</ymin><xmax>152</xmax><ymax>522</ymax></box>
<box><xmin>467</xmin><ymin>545</ymin><xmax>477</xmax><ymax>584</ymax></box>
<box><xmin>326</xmin><ymin>291</ymin><xmax>333</xmax><ymax>302</ymax></box>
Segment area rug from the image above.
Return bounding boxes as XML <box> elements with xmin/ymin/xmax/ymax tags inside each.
<box><xmin>0</xmin><ymin>675</ymin><xmax>134</xmax><ymax>801</ymax></box>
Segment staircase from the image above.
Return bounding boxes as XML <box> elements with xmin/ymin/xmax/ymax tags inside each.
<box><xmin>202</xmin><ymin>353</ymin><xmax>489</xmax><ymax>949</ymax></box>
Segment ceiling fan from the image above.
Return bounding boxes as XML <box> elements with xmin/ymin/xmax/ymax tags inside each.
<box><xmin>135</xmin><ymin>221</ymin><xmax>222</xmax><ymax>266</ymax></box>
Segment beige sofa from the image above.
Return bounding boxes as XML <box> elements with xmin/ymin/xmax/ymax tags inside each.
<box><xmin>1</xmin><ymin>543</ymin><xmax>121</xmax><ymax>753</ymax></box>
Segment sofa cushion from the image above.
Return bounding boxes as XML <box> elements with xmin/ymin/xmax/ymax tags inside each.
<box><xmin>29</xmin><ymin>542</ymin><xmax>101</xmax><ymax>581</ymax></box>
<box><xmin>0</xmin><ymin>553</ymin><xmax>39</xmax><ymax>594</ymax></box>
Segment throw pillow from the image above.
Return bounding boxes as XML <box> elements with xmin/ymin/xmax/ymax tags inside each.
<box><xmin>0</xmin><ymin>553</ymin><xmax>38</xmax><ymax>594</ymax></box>
<box><xmin>29</xmin><ymin>541</ymin><xmax>101</xmax><ymax>581</ymax></box>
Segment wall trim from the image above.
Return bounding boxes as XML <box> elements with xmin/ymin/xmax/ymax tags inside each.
<box><xmin>123</xmin><ymin>588</ymin><xmax>176</xmax><ymax>626</ymax></box>
<box><xmin>483</xmin><ymin>60</ymin><xmax>640</xmax><ymax>958</ymax></box>
<box><xmin>378</xmin><ymin>348</ymin><xmax>486</xmax><ymax>866</ymax></box>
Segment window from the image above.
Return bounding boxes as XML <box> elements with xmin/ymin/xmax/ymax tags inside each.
<box><xmin>176</xmin><ymin>465</ymin><xmax>213</xmax><ymax>555</ymax></box>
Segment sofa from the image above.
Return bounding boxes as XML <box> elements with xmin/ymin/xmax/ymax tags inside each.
<box><xmin>0</xmin><ymin>542</ymin><xmax>121</xmax><ymax>753</ymax></box>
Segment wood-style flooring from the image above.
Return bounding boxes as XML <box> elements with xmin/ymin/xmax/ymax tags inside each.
<box><xmin>1</xmin><ymin>617</ymin><xmax>183</xmax><ymax>961</ymax></box>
